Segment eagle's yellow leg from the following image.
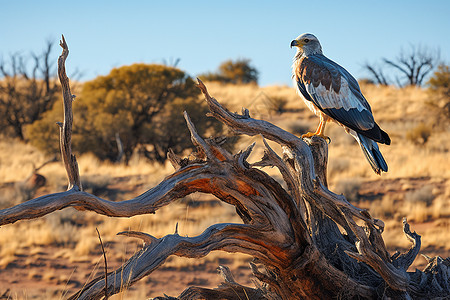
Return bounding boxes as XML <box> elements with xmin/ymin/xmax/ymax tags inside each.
<box><xmin>301</xmin><ymin>114</ymin><xmax>330</xmax><ymax>141</ymax></box>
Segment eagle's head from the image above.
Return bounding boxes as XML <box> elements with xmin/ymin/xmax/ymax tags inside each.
<box><xmin>291</xmin><ymin>33</ymin><xmax>323</xmax><ymax>56</ymax></box>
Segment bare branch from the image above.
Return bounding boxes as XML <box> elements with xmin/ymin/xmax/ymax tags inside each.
<box><xmin>57</xmin><ymin>35</ymin><xmax>81</xmax><ymax>190</ymax></box>
<box><xmin>197</xmin><ymin>78</ymin><xmax>301</xmax><ymax>146</ymax></box>
<box><xmin>0</xmin><ymin>162</ymin><xmax>210</xmax><ymax>225</ymax></box>
<box><xmin>391</xmin><ymin>218</ymin><xmax>421</xmax><ymax>270</ymax></box>
<box><xmin>70</xmin><ymin>223</ymin><xmax>270</xmax><ymax>300</ymax></box>
<box><xmin>183</xmin><ymin>111</ymin><xmax>217</xmax><ymax>162</ymax></box>
<box><xmin>117</xmin><ymin>230</ymin><xmax>158</xmax><ymax>245</ymax></box>
<box><xmin>383</xmin><ymin>58</ymin><xmax>411</xmax><ymax>79</ymax></box>
<box><xmin>383</xmin><ymin>45</ymin><xmax>440</xmax><ymax>86</ymax></box>
<box><xmin>363</xmin><ymin>62</ymin><xmax>389</xmax><ymax>85</ymax></box>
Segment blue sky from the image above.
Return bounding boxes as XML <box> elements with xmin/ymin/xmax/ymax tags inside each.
<box><xmin>1</xmin><ymin>0</ymin><xmax>449</xmax><ymax>86</ymax></box>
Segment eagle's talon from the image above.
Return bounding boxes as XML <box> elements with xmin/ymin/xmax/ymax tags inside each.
<box><xmin>301</xmin><ymin>132</ymin><xmax>331</xmax><ymax>144</ymax></box>
<box><xmin>301</xmin><ymin>132</ymin><xmax>316</xmax><ymax>139</ymax></box>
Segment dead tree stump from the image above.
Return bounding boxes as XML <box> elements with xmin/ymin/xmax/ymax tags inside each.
<box><xmin>0</xmin><ymin>36</ymin><xmax>449</xmax><ymax>300</ymax></box>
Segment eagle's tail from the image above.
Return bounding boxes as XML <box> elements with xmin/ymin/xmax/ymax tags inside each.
<box><xmin>355</xmin><ymin>132</ymin><xmax>388</xmax><ymax>175</ymax></box>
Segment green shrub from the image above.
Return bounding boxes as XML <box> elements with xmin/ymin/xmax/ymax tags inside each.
<box><xmin>24</xmin><ymin>101</ymin><xmax>62</xmax><ymax>156</ymax></box>
<box><xmin>198</xmin><ymin>59</ymin><xmax>258</xmax><ymax>84</ymax></box>
<box><xmin>26</xmin><ymin>63</ymin><xmax>228</xmax><ymax>163</ymax></box>
<box><xmin>427</xmin><ymin>64</ymin><xmax>450</xmax><ymax>121</ymax></box>
<box><xmin>428</xmin><ymin>64</ymin><xmax>450</xmax><ymax>98</ymax></box>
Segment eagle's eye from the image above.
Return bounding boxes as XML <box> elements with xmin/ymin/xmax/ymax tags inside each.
<box><xmin>304</xmin><ymin>39</ymin><xmax>310</xmax><ymax>43</ymax></box>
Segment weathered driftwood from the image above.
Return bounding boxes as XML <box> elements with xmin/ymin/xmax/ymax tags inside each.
<box><xmin>0</xmin><ymin>36</ymin><xmax>449</xmax><ymax>299</ymax></box>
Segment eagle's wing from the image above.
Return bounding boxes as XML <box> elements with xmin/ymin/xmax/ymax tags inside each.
<box><xmin>295</xmin><ymin>55</ymin><xmax>390</xmax><ymax>144</ymax></box>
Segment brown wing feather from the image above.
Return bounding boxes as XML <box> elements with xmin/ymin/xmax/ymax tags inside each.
<box><xmin>299</xmin><ymin>57</ymin><xmax>341</xmax><ymax>93</ymax></box>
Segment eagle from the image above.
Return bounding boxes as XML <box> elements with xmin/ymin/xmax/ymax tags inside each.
<box><xmin>291</xmin><ymin>33</ymin><xmax>390</xmax><ymax>175</ymax></box>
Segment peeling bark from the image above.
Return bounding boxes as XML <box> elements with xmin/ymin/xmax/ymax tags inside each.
<box><xmin>0</xmin><ymin>37</ymin><xmax>449</xmax><ymax>300</ymax></box>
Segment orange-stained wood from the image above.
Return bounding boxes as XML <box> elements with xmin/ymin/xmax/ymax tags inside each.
<box><xmin>210</xmin><ymin>146</ymin><xmax>227</xmax><ymax>161</ymax></box>
<box><xmin>187</xmin><ymin>178</ymin><xmax>213</xmax><ymax>193</ymax></box>
<box><xmin>234</xmin><ymin>179</ymin><xmax>261</xmax><ymax>197</ymax></box>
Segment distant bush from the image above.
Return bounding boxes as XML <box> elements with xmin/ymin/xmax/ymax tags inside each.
<box><xmin>24</xmin><ymin>101</ymin><xmax>62</xmax><ymax>156</ymax></box>
<box><xmin>199</xmin><ymin>59</ymin><xmax>259</xmax><ymax>84</ymax></box>
<box><xmin>428</xmin><ymin>64</ymin><xmax>450</xmax><ymax>98</ymax></box>
<box><xmin>197</xmin><ymin>72</ymin><xmax>227</xmax><ymax>83</ymax></box>
<box><xmin>406</xmin><ymin>123</ymin><xmax>432</xmax><ymax>145</ymax></box>
<box><xmin>26</xmin><ymin>64</ymin><xmax>228</xmax><ymax>163</ymax></box>
<box><xmin>427</xmin><ymin>64</ymin><xmax>450</xmax><ymax>121</ymax></box>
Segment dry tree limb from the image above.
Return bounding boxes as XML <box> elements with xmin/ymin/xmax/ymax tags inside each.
<box><xmin>57</xmin><ymin>35</ymin><xmax>81</xmax><ymax>191</ymax></box>
<box><xmin>392</xmin><ymin>217</ymin><xmax>421</xmax><ymax>269</ymax></box>
<box><xmin>70</xmin><ymin>223</ymin><xmax>273</xmax><ymax>300</ymax></box>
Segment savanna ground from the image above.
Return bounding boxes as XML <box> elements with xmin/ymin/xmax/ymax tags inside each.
<box><xmin>0</xmin><ymin>82</ymin><xmax>449</xmax><ymax>299</ymax></box>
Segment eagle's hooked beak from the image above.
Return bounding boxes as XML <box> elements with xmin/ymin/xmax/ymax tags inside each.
<box><xmin>290</xmin><ymin>40</ymin><xmax>299</xmax><ymax>48</ymax></box>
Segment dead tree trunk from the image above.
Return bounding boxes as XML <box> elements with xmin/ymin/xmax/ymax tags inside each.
<box><xmin>0</xmin><ymin>36</ymin><xmax>449</xmax><ymax>300</ymax></box>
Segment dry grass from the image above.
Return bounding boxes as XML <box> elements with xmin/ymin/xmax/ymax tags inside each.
<box><xmin>0</xmin><ymin>82</ymin><xmax>449</xmax><ymax>298</ymax></box>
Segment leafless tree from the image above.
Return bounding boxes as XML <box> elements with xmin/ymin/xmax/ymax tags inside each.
<box><xmin>0</xmin><ymin>36</ymin><xmax>449</xmax><ymax>299</ymax></box>
<box><xmin>362</xmin><ymin>62</ymin><xmax>390</xmax><ymax>86</ymax></box>
<box><xmin>0</xmin><ymin>40</ymin><xmax>60</xmax><ymax>139</ymax></box>
<box><xmin>363</xmin><ymin>45</ymin><xmax>440</xmax><ymax>87</ymax></box>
